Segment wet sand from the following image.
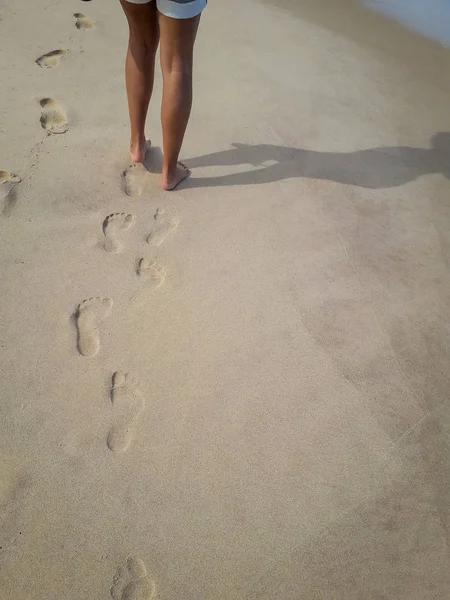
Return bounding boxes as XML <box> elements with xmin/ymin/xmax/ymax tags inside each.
<box><xmin>1</xmin><ymin>0</ymin><xmax>450</xmax><ymax>598</ymax></box>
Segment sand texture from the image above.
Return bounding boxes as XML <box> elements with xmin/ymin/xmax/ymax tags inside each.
<box><xmin>1</xmin><ymin>0</ymin><xmax>450</xmax><ymax>598</ymax></box>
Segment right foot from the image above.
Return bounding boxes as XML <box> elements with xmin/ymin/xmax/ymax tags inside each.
<box><xmin>161</xmin><ymin>162</ymin><xmax>191</xmax><ymax>191</ymax></box>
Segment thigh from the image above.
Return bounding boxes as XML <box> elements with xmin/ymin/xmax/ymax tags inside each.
<box><xmin>158</xmin><ymin>9</ymin><xmax>201</xmax><ymax>72</ymax></box>
<box><xmin>120</xmin><ymin>0</ymin><xmax>159</xmax><ymax>45</ymax></box>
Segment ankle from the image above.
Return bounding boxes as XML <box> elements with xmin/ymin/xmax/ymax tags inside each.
<box><xmin>130</xmin><ymin>135</ymin><xmax>148</xmax><ymax>163</ymax></box>
<box><xmin>163</xmin><ymin>160</ymin><xmax>178</xmax><ymax>177</ymax></box>
<box><xmin>130</xmin><ymin>134</ymin><xmax>146</xmax><ymax>150</ymax></box>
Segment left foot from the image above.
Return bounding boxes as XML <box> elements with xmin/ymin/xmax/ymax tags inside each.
<box><xmin>130</xmin><ymin>138</ymin><xmax>151</xmax><ymax>164</ymax></box>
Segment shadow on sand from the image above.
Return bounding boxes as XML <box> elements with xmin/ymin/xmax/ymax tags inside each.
<box><xmin>183</xmin><ymin>133</ymin><xmax>450</xmax><ymax>189</ymax></box>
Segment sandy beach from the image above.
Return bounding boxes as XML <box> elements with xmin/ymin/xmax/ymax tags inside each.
<box><xmin>1</xmin><ymin>0</ymin><xmax>450</xmax><ymax>598</ymax></box>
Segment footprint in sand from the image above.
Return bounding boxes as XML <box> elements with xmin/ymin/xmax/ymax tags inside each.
<box><xmin>39</xmin><ymin>98</ymin><xmax>68</xmax><ymax>134</ymax></box>
<box><xmin>123</xmin><ymin>164</ymin><xmax>146</xmax><ymax>197</ymax></box>
<box><xmin>107</xmin><ymin>372</ymin><xmax>145</xmax><ymax>453</ymax></box>
<box><xmin>0</xmin><ymin>467</ymin><xmax>31</xmax><ymax>514</ymax></box>
<box><xmin>131</xmin><ymin>259</ymin><xmax>166</xmax><ymax>306</ymax></box>
<box><xmin>76</xmin><ymin>297</ymin><xmax>112</xmax><ymax>357</ymax></box>
<box><xmin>0</xmin><ymin>171</ymin><xmax>21</xmax><ymax>186</ymax></box>
<box><xmin>36</xmin><ymin>49</ymin><xmax>70</xmax><ymax>69</ymax></box>
<box><xmin>111</xmin><ymin>557</ymin><xmax>156</xmax><ymax>600</ymax></box>
<box><xmin>0</xmin><ymin>465</ymin><xmax>32</xmax><ymax>547</ymax></box>
<box><xmin>147</xmin><ymin>208</ymin><xmax>179</xmax><ymax>246</ymax></box>
<box><xmin>1</xmin><ymin>171</ymin><xmax>21</xmax><ymax>217</ymax></box>
<box><xmin>74</xmin><ymin>13</ymin><xmax>95</xmax><ymax>29</ymax></box>
<box><xmin>137</xmin><ymin>258</ymin><xmax>166</xmax><ymax>288</ymax></box>
<box><xmin>103</xmin><ymin>213</ymin><xmax>136</xmax><ymax>253</ymax></box>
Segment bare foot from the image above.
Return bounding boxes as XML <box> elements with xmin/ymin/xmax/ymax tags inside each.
<box><xmin>161</xmin><ymin>162</ymin><xmax>191</xmax><ymax>191</ymax></box>
<box><xmin>130</xmin><ymin>138</ymin><xmax>151</xmax><ymax>164</ymax></box>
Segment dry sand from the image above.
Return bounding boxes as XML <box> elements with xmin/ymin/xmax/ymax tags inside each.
<box><xmin>1</xmin><ymin>0</ymin><xmax>450</xmax><ymax>598</ymax></box>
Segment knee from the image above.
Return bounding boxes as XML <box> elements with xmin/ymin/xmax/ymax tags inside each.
<box><xmin>128</xmin><ymin>28</ymin><xmax>158</xmax><ymax>54</ymax></box>
<box><xmin>162</xmin><ymin>58</ymin><xmax>193</xmax><ymax>79</ymax></box>
<box><xmin>129</xmin><ymin>38</ymin><xmax>158</xmax><ymax>56</ymax></box>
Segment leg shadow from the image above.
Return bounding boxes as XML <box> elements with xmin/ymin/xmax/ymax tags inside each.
<box><xmin>185</xmin><ymin>133</ymin><xmax>450</xmax><ymax>190</ymax></box>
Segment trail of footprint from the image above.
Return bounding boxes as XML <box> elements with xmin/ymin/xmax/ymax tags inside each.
<box><xmin>76</xmin><ymin>297</ymin><xmax>112</xmax><ymax>357</ymax></box>
<box><xmin>103</xmin><ymin>213</ymin><xmax>136</xmax><ymax>253</ymax></box>
<box><xmin>74</xmin><ymin>13</ymin><xmax>95</xmax><ymax>29</ymax></box>
<box><xmin>147</xmin><ymin>208</ymin><xmax>179</xmax><ymax>246</ymax></box>
<box><xmin>107</xmin><ymin>372</ymin><xmax>145</xmax><ymax>453</ymax></box>
<box><xmin>137</xmin><ymin>258</ymin><xmax>166</xmax><ymax>288</ymax></box>
<box><xmin>39</xmin><ymin>98</ymin><xmax>68</xmax><ymax>134</ymax></box>
<box><xmin>123</xmin><ymin>164</ymin><xmax>146</xmax><ymax>197</ymax></box>
<box><xmin>36</xmin><ymin>49</ymin><xmax>70</xmax><ymax>69</ymax></box>
<box><xmin>111</xmin><ymin>557</ymin><xmax>156</xmax><ymax>600</ymax></box>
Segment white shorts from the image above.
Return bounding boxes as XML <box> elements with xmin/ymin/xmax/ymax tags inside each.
<box><xmin>125</xmin><ymin>0</ymin><xmax>206</xmax><ymax>19</ymax></box>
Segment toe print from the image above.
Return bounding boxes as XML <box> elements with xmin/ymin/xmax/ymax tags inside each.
<box><xmin>36</xmin><ymin>49</ymin><xmax>70</xmax><ymax>69</ymax></box>
<box><xmin>107</xmin><ymin>372</ymin><xmax>145</xmax><ymax>453</ymax></box>
<box><xmin>111</xmin><ymin>557</ymin><xmax>156</xmax><ymax>600</ymax></box>
<box><xmin>74</xmin><ymin>13</ymin><xmax>95</xmax><ymax>29</ymax></box>
<box><xmin>39</xmin><ymin>98</ymin><xmax>68</xmax><ymax>134</ymax></box>
<box><xmin>75</xmin><ymin>297</ymin><xmax>112</xmax><ymax>357</ymax></box>
<box><xmin>146</xmin><ymin>208</ymin><xmax>179</xmax><ymax>247</ymax></box>
<box><xmin>103</xmin><ymin>213</ymin><xmax>136</xmax><ymax>253</ymax></box>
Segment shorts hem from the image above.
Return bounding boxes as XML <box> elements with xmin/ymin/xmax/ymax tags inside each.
<box><xmin>124</xmin><ymin>0</ymin><xmax>207</xmax><ymax>19</ymax></box>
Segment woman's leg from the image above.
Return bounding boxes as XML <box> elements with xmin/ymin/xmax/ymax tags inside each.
<box><xmin>158</xmin><ymin>12</ymin><xmax>200</xmax><ymax>190</ymax></box>
<box><xmin>120</xmin><ymin>0</ymin><xmax>159</xmax><ymax>163</ymax></box>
